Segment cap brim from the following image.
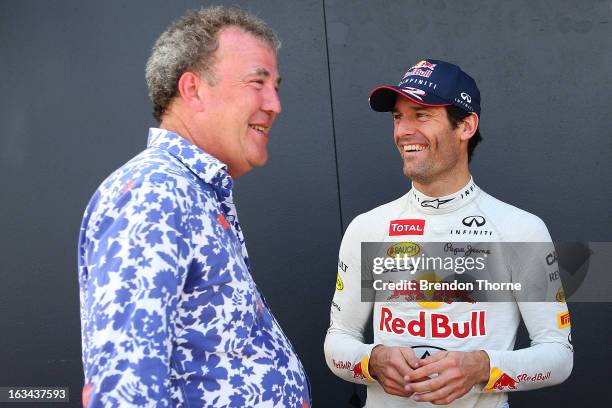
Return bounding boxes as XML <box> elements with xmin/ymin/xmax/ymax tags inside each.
<box><xmin>369</xmin><ymin>85</ymin><xmax>451</xmax><ymax>112</ymax></box>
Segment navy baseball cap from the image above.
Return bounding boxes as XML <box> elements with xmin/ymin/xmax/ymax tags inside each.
<box><xmin>369</xmin><ymin>59</ymin><xmax>481</xmax><ymax>116</ymax></box>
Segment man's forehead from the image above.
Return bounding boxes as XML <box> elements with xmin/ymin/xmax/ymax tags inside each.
<box><xmin>216</xmin><ymin>28</ymin><xmax>280</xmax><ymax>77</ymax></box>
<box><xmin>392</xmin><ymin>97</ymin><xmax>438</xmax><ymax>112</ymax></box>
<box><xmin>217</xmin><ymin>27</ymin><xmax>277</xmax><ymax>57</ymax></box>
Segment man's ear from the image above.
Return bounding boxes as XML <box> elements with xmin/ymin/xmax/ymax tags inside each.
<box><xmin>459</xmin><ymin>113</ymin><xmax>479</xmax><ymax>141</ymax></box>
<box><xmin>177</xmin><ymin>71</ymin><xmax>206</xmax><ymax>113</ymax></box>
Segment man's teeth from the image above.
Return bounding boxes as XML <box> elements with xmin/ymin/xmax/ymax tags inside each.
<box><xmin>403</xmin><ymin>144</ymin><xmax>427</xmax><ymax>152</ymax></box>
<box><xmin>249</xmin><ymin>125</ymin><xmax>267</xmax><ymax>132</ymax></box>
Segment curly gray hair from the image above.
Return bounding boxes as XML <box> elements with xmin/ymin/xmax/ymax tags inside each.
<box><xmin>145</xmin><ymin>6</ymin><xmax>281</xmax><ymax>122</ymax></box>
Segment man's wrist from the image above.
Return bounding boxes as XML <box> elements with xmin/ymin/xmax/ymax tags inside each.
<box><xmin>476</xmin><ymin>350</ymin><xmax>491</xmax><ymax>383</ymax></box>
<box><xmin>368</xmin><ymin>344</ymin><xmax>384</xmax><ymax>380</ymax></box>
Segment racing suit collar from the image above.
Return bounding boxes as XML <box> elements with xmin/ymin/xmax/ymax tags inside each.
<box><xmin>409</xmin><ymin>176</ymin><xmax>480</xmax><ymax>214</ymax></box>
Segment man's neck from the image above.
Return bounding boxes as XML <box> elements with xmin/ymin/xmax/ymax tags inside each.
<box><xmin>160</xmin><ymin>115</ymin><xmax>197</xmax><ymax>146</ymax></box>
<box><xmin>412</xmin><ymin>168</ymin><xmax>471</xmax><ymax>197</ymax></box>
<box><xmin>159</xmin><ymin>114</ymin><xmax>243</xmax><ymax>179</ymax></box>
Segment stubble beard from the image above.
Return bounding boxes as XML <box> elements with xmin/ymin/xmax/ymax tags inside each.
<box><xmin>402</xmin><ymin>157</ymin><xmax>434</xmax><ymax>184</ymax></box>
<box><xmin>402</xmin><ymin>152</ymin><xmax>461</xmax><ymax>185</ymax></box>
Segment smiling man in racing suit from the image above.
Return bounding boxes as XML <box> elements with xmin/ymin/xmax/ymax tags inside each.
<box><xmin>324</xmin><ymin>59</ymin><xmax>572</xmax><ymax>407</ymax></box>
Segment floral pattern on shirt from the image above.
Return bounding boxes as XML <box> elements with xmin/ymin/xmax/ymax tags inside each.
<box><xmin>79</xmin><ymin>128</ymin><xmax>310</xmax><ymax>407</ymax></box>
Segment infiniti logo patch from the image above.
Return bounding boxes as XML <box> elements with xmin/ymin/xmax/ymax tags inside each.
<box><xmin>462</xmin><ymin>216</ymin><xmax>486</xmax><ymax>227</ymax></box>
<box><xmin>451</xmin><ymin>215</ymin><xmax>493</xmax><ymax>236</ymax></box>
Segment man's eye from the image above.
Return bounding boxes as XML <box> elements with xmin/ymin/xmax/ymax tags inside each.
<box><xmin>416</xmin><ymin>113</ymin><xmax>428</xmax><ymax>119</ymax></box>
<box><xmin>392</xmin><ymin>114</ymin><xmax>401</xmax><ymax>121</ymax></box>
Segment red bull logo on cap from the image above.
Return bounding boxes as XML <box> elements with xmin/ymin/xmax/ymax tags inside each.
<box><xmin>414</xmin><ymin>60</ymin><xmax>437</xmax><ymax>70</ymax></box>
<box><xmin>403</xmin><ymin>60</ymin><xmax>438</xmax><ymax>79</ymax></box>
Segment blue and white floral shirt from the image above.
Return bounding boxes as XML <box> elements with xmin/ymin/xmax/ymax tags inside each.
<box><xmin>78</xmin><ymin>128</ymin><xmax>311</xmax><ymax>407</ymax></box>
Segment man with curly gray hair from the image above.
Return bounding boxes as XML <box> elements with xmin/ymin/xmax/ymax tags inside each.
<box><xmin>79</xmin><ymin>6</ymin><xmax>311</xmax><ymax>407</ymax></box>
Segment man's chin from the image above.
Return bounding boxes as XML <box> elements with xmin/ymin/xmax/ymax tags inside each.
<box><xmin>402</xmin><ymin>164</ymin><xmax>430</xmax><ymax>183</ymax></box>
<box><xmin>248</xmin><ymin>154</ymin><xmax>268</xmax><ymax>169</ymax></box>
<box><xmin>402</xmin><ymin>164</ymin><xmax>419</xmax><ymax>179</ymax></box>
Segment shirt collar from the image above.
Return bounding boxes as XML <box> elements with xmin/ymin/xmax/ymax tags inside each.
<box><xmin>409</xmin><ymin>176</ymin><xmax>480</xmax><ymax>214</ymax></box>
<box><xmin>147</xmin><ymin>127</ymin><xmax>234</xmax><ymax>195</ymax></box>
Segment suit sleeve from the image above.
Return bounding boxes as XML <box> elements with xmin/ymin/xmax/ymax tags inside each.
<box><xmin>324</xmin><ymin>216</ymin><xmax>378</xmax><ymax>384</ymax></box>
<box><xmin>481</xmin><ymin>218</ymin><xmax>573</xmax><ymax>393</ymax></box>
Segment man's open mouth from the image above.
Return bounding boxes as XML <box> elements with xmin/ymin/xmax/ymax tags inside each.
<box><xmin>403</xmin><ymin>144</ymin><xmax>428</xmax><ymax>152</ymax></box>
<box><xmin>249</xmin><ymin>124</ymin><xmax>268</xmax><ymax>134</ymax></box>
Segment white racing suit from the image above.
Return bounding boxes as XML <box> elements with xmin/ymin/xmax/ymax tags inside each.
<box><xmin>324</xmin><ymin>177</ymin><xmax>572</xmax><ymax>407</ymax></box>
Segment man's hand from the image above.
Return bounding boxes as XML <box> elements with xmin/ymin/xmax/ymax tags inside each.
<box><xmin>403</xmin><ymin>350</ymin><xmax>490</xmax><ymax>405</ymax></box>
<box><xmin>368</xmin><ymin>345</ymin><xmax>421</xmax><ymax>397</ymax></box>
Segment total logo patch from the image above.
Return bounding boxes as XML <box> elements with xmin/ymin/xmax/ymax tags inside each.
<box><xmin>389</xmin><ymin>219</ymin><xmax>425</xmax><ymax>236</ymax></box>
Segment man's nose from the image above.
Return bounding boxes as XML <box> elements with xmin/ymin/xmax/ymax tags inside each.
<box><xmin>396</xmin><ymin>117</ymin><xmax>417</xmax><ymax>136</ymax></box>
<box><xmin>263</xmin><ymin>86</ymin><xmax>282</xmax><ymax>115</ymax></box>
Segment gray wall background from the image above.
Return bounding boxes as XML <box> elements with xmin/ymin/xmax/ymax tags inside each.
<box><xmin>1</xmin><ymin>0</ymin><xmax>610</xmax><ymax>407</ymax></box>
